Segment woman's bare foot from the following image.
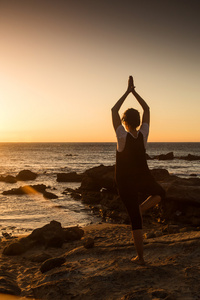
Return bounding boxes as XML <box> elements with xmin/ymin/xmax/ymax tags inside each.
<box><xmin>131</xmin><ymin>256</ymin><xmax>145</xmax><ymax>265</ymax></box>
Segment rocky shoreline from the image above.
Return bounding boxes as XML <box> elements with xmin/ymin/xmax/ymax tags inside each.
<box><xmin>1</xmin><ymin>158</ymin><xmax>200</xmax><ymax>299</ymax></box>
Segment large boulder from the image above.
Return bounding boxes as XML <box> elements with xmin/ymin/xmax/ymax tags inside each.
<box><xmin>28</xmin><ymin>220</ymin><xmax>65</xmax><ymax>248</ymax></box>
<box><xmin>57</xmin><ymin>172</ymin><xmax>83</xmax><ymax>182</ymax></box>
<box><xmin>16</xmin><ymin>170</ymin><xmax>38</xmax><ymax>181</ymax></box>
<box><xmin>81</xmin><ymin>165</ymin><xmax>115</xmax><ymax>191</ymax></box>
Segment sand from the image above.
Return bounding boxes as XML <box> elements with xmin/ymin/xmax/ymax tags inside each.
<box><xmin>0</xmin><ymin>222</ymin><xmax>200</xmax><ymax>300</ymax></box>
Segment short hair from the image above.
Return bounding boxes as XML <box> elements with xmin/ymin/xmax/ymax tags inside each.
<box><xmin>122</xmin><ymin>108</ymin><xmax>140</xmax><ymax>129</ymax></box>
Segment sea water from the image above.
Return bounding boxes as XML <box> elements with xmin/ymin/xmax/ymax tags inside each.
<box><xmin>0</xmin><ymin>142</ymin><xmax>199</xmax><ymax>235</ymax></box>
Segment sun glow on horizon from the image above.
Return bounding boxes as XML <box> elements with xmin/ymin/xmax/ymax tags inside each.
<box><xmin>0</xmin><ymin>1</ymin><xmax>199</xmax><ymax>143</ymax></box>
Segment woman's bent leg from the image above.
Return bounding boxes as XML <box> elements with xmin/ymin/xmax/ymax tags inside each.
<box><xmin>140</xmin><ymin>195</ymin><xmax>161</xmax><ymax>214</ymax></box>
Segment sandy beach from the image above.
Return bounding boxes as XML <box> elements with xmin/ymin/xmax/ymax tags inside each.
<box><xmin>0</xmin><ymin>221</ymin><xmax>200</xmax><ymax>300</ymax></box>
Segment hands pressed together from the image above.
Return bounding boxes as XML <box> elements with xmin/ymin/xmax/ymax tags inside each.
<box><xmin>127</xmin><ymin>76</ymin><xmax>135</xmax><ymax>93</ymax></box>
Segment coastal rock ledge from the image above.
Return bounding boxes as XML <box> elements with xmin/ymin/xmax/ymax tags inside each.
<box><xmin>63</xmin><ymin>164</ymin><xmax>200</xmax><ymax>227</ymax></box>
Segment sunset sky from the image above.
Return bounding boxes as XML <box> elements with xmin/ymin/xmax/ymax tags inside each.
<box><xmin>0</xmin><ymin>0</ymin><xmax>199</xmax><ymax>142</ymax></box>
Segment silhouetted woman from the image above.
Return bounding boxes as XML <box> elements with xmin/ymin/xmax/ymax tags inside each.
<box><xmin>111</xmin><ymin>76</ymin><xmax>165</xmax><ymax>265</ymax></box>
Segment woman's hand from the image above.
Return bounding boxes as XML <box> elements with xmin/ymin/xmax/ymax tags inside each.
<box><xmin>127</xmin><ymin>75</ymin><xmax>135</xmax><ymax>93</ymax></box>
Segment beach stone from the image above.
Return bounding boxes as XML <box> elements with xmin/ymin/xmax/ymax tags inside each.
<box><xmin>64</xmin><ymin>226</ymin><xmax>84</xmax><ymax>241</ymax></box>
<box><xmin>82</xmin><ymin>237</ymin><xmax>94</xmax><ymax>248</ymax></box>
<box><xmin>0</xmin><ymin>175</ymin><xmax>17</xmax><ymax>183</ymax></box>
<box><xmin>3</xmin><ymin>242</ymin><xmax>26</xmax><ymax>256</ymax></box>
<box><xmin>40</xmin><ymin>256</ymin><xmax>66</xmax><ymax>273</ymax></box>
<box><xmin>16</xmin><ymin>169</ymin><xmax>38</xmax><ymax>181</ymax></box>
<box><xmin>28</xmin><ymin>220</ymin><xmax>65</xmax><ymax>248</ymax></box>
<box><xmin>57</xmin><ymin>172</ymin><xmax>83</xmax><ymax>182</ymax></box>
<box><xmin>30</xmin><ymin>253</ymin><xmax>52</xmax><ymax>263</ymax></box>
<box><xmin>43</xmin><ymin>191</ymin><xmax>58</xmax><ymax>199</ymax></box>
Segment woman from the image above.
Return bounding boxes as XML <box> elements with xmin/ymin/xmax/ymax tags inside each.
<box><xmin>111</xmin><ymin>76</ymin><xmax>165</xmax><ymax>265</ymax></box>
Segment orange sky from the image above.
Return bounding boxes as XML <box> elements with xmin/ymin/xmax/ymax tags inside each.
<box><xmin>0</xmin><ymin>0</ymin><xmax>200</xmax><ymax>142</ymax></box>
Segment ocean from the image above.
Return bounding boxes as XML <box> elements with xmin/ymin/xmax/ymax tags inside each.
<box><xmin>0</xmin><ymin>142</ymin><xmax>199</xmax><ymax>235</ymax></box>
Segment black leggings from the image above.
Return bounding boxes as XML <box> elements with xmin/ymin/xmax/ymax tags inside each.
<box><xmin>118</xmin><ymin>178</ymin><xmax>165</xmax><ymax>230</ymax></box>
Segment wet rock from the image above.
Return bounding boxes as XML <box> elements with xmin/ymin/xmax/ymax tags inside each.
<box><xmin>180</xmin><ymin>154</ymin><xmax>200</xmax><ymax>161</ymax></box>
<box><xmin>64</xmin><ymin>226</ymin><xmax>84</xmax><ymax>242</ymax></box>
<box><xmin>82</xmin><ymin>237</ymin><xmax>94</xmax><ymax>249</ymax></box>
<box><xmin>16</xmin><ymin>170</ymin><xmax>38</xmax><ymax>181</ymax></box>
<box><xmin>40</xmin><ymin>256</ymin><xmax>66</xmax><ymax>273</ymax></box>
<box><xmin>63</xmin><ymin>188</ymin><xmax>82</xmax><ymax>200</ymax></box>
<box><xmin>43</xmin><ymin>191</ymin><xmax>58</xmax><ymax>199</ymax></box>
<box><xmin>156</xmin><ymin>152</ymin><xmax>174</xmax><ymax>160</ymax></box>
<box><xmin>3</xmin><ymin>242</ymin><xmax>26</xmax><ymax>255</ymax></box>
<box><xmin>0</xmin><ymin>175</ymin><xmax>17</xmax><ymax>183</ymax></box>
<box><xmin>2</xmin><ymin>184</ymin><xmax>47</xmax><ymax>195</ymax></box>
<box><xmin>57</xmin><ymin>172</ymin><xmax>83</xmax><ymax>182</ymax></box>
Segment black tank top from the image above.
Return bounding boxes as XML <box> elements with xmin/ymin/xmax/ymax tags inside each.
<box><xmin>115</xmin><ymin>131</ymin><xmax>151</xmax><ymax>186</ymax></box>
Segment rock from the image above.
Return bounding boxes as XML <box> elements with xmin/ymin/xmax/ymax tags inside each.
<box><xmin>81</xmin><ymin>165</ymin><xmax>115</xmax><ymax>191</ymax></box>
<box><xmin>28</xmin><ymin>220</ymin><xmax>65</xmax><ymax>248</ymax></box>
<box><xmin>0</xmin><ymin>175</ymin><xmax>17</xmax><ymax>183</ymax></box>
<box><xmin>156</xmin><ymin>152</ymin><xmax>174</xmax><ymax>160</ymax></box>
<box><xmin>57</xmin><ymin>172</ymin><xmax>83</xmax><ymax>182</ymax></box>
<box><xmin>166</xmin><ymin>185</ymin><xmax>200</xmax><ymax>205</ymax></box>
<box><xmin>16</xmin><ymin>170</ymin><xmax>38</xmax><ymax>181</ymax></box>
<box><xmin>146</xmin><ymin>153</ymin><xmax>152</xmax><ymax>160</ymax></box>
<box><xmin>81</xmin><ymin>191</ymin><xmax>102</xmax><ymax>204</ymax></box>
<box><xmin>63</xmin><ymin>188</ymin><xmax>82</xmax><ymax>200</ymax></box>
<box><xmin>40</xmin><ymin>256</ymin><xmax>66</xmax><ymax>273</ymax></box>
<box><xmin>64</xmin><ymin>226</ymin><xmax>84</xmax><ymax>242</ymax></box>
<box><xmin>82</xmin><ymin>237</ymin><xmax>94</xmax><ymax>249</ymax></box>
<box><xmin>43</xmin><ymin>191</ymin><xmax>58</xmax><ymax>199</ymax></box>
<box><xmin>180</xmin><ymin>154</ymin><xmax>200</xmax><ymax>161</ymax></box>
<box><xmin>3</xmin><ymin>242</ymin><xmax>26</xmax><ymax>256</ymax></box>
<box><xmin>150</xmin><ymin>168</ymin><xmax>172</xmax><ymax>181</ymax></box>
<box><xmin>2</xmin><ymin>184</ymin><xmax>47</xmax><ymax>195</ymax></box>
<box><xmin>30</xmin><ymin>253</ymin><xmax>52</xmax><ymax>263</ymax></box>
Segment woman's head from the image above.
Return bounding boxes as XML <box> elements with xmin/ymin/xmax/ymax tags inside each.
<box><xmin>122</xmin><ymin>108</ymin><xmax>140</xmax><ymax>130</ymax></box>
